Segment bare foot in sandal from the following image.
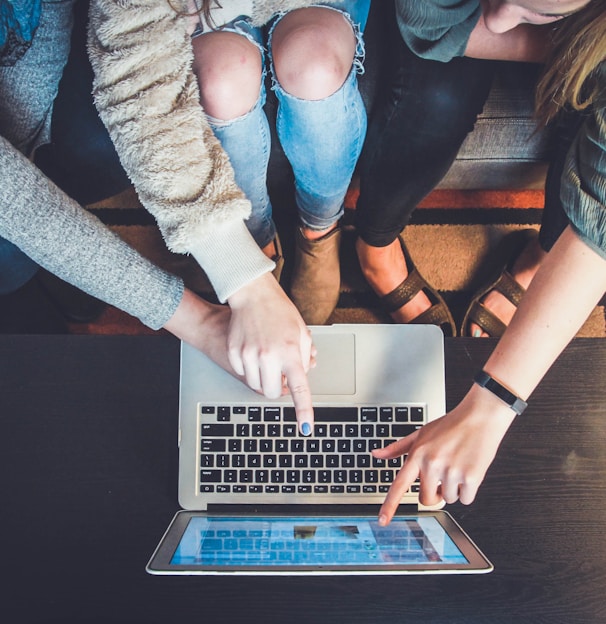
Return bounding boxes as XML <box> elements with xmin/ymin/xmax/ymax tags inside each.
<box><xmin>357</xmin><ymin>236</ymin><xmax>456</xmax><ymax>335</ymax></box>
<box><xmin>468</xmin><ymin>234</ymin><xmax>547</xmax><ymax>337</ymax></box>
<box><xmin>356</xmin><ymin>237</ymin><xmax>432</xmax><ymax>323</ymax></box>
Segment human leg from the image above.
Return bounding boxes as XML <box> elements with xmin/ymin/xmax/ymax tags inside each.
<box><xmin>192</xmin><ymin>22</ymin><xmax>277</xmax><ymax>258</ymax></box>
<box><xmin>0</xmin><ymin>222</ymin><xmax>69</xmax><ymax>335</ymax></box>
<box><xmin>539</xmin><ymin>110</ymin><xmax>585</xmax><ymax>252</ymax></box>
<box><xmin>463</xmin><ymin>109</ymin><xmax>582</xmax><ymax>336</ymax></box>
<box><xmin>355</xmin><ymin>29</ymin><xmax>495</xmax><ymax>326</ymax></box>
<box><xmin>0</xmin><ymin>238</ymin><xmax>38</xmax><ymax>295</ymax></box>
<box><xmin>271</xmin><ymin>6</ymin><xmax>366</xmax><ymax>235</ymax></box>
<box><xmin>269</xmin><ymin>4</ymin><xmax>369</xmax><ymax>323</ymax></box>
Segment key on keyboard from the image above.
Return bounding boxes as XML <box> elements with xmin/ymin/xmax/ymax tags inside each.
<box><xmin>198</xmin><ymin>404</ymin><xmax>425</xmax><ymax>499</ymax></box>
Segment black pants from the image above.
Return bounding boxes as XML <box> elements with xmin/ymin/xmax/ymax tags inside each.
<box><xmin>355</xmin><ymin>22</ymin><xmax>574</xmax><ymax>253</ymax></box>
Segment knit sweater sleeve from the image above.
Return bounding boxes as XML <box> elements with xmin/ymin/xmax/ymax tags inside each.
<box><xmin>0</xmin><ymin>135</ymin><xmax>183</xmax><ymax>330</ymax></box>
<box><xmin>395</xmin><ymin>0</ymin><xmax>481</xmax><ymax>62</ymax></box>
<box><xmin>88</xmin><ymin>0</ymin><xmax>273</xmax><ymax>302</ymax></box>
<box><xmin>561</xmin><ymin>96</ymin><xmax>606</xmax><ymax>260</ymax></box>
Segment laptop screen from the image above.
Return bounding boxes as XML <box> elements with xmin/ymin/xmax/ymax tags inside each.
<box><xmin>171</xmin><ymin>514</ymin><xmax>467</xmax><ymax>567</ymax></box>
<box><xmin>147</xmin><ymin>510</ymin><xmax>493</xmax><ymax>574</ymax></box>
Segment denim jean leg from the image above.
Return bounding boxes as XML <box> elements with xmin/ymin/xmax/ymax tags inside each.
<box><xmin>208</xmin><ymin>90</ymin><xmax>275</xmax><ymax>250</ymax></box>
<box><xmin>0</xmin><ymin>237</ymin><xmax>38</xmax><ymax>295</ymax></box>
<box><xmin>322</xmin><ymin>0</ymin><xmax>371</xmax><ymax>30</ymax></box>
<box><xmin>275</xmin><ymin>70</ymin><xmax>367</xmax><ymax>230</ymax></box>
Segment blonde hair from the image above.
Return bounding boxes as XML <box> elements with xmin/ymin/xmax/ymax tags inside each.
<box><xmin>535</xmin><ymin>0</ymin><xmax>606</xmax><ymax>126</ymax></box>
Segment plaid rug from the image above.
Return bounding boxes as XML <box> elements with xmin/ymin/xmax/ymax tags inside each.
<box><xmin>76</xmin><ymin>186</ymin><xmax>605</xmax><ymax>338</ymax></box>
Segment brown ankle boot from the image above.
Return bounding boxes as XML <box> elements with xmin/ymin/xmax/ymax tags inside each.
<box><xmin>290</xmin><ymin>226</ymin><xmax>341</xmax><ymax>325</ymax></box>
<box><xmin>271</xmin><ymin>233</ymin><xmax>285</xmax><ymax>284</ymax></box>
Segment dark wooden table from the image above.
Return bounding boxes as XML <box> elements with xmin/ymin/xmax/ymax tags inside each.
<box><xmin>1</xmin><ymin>335</ymin><xmax>605</xmax><ymax>624</ymax></box>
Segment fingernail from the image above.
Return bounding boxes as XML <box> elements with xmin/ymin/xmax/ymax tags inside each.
<box><xmin>378</xmin><ymin>514</ymin><xmax>388</xmax><ymax>526</ymax></box>
<box><xmin>473</xmin><ymin>329</ymin><xmax>482</xmax><ymax>338</ymax></box>
<box><xmin>301</xmin><ymin>422</ymin><xmax>312</xmax><ymax>436</ymax></box>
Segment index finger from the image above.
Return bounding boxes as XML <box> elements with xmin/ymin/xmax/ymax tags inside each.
<box><xmin>377</xmin><ymin>457</ymin><xmax>420</xmax><ymax>526</ymax></box>
<box><xmin>283</xmin><ymin>359</ymin><xmax>314</xmax><ymax>436</ymax></box>
<box><xmin>372</xmin><ymin>429</ymin><xmax>419</xmax><ymax>459</ymax></box>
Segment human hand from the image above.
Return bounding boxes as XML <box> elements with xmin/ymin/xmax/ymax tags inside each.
<box><xmin>227</xmin><ymin>273</ymin><xmax>315</xmax><ymax>434</ymax></box>
<box><xmin>163</xmin><ymin>288</ymin><xmax>240</xmax><ymax>376</ymax></box>
<box><xmin>372</xmin><ymin>386</ymin><xmax>516</xmax><ymax>525</ymax></box>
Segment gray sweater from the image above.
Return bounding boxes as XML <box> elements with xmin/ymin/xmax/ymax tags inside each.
<box><xmin>0</xmin><ymin>0</ymin><xmax>183</xmax><ymax>329</ymax></box>
<box><xmin>0</xmin><ymin>135</ymin><xmax>184</xmax><ymax>329</ymax></box>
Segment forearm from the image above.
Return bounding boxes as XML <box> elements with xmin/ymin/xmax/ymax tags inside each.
<box><xmin>88</xmin><ymin>0</ymin><xmax>272</xmax><ymax>301</ymax></box>
<box><xmin>0</xmin><ymin>136</ymin><xmax>183</xmax><ymax>329</ymax></box>
<box><xmin>188</xmin><ymin>222</ymin><xmax>274</xmax><ymax>303</ymax></box>
<box><xmin>482</xmin><ymin>226</ymin><xmax>606</xmax><ymax>401</ymax></box>
<box><xmin>464</xmin><ymin>17</ymin><xmax>552</xmax><ymax>62</ymax></box>
<box><xmin>376</xmin><ymin>228</ymin><xmax>606</xmax><ymax>515</ymax></box>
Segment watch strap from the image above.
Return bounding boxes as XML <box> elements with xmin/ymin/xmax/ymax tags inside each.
<box><xmin>473</xmin><ymin>370</ymin><xmax>528</xmax><ymax>416</ymax></box>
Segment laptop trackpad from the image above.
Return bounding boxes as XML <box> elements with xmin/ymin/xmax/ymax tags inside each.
<box><xmin>308</xmin><ymin>332</ymin><xmax>356</xmax><ymax>395</ymax></box>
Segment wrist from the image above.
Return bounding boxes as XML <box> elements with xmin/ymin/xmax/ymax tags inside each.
<box><xmin>227</xmin><ymin>272</ymin><xmax>279</xmax><ymax>309</ymax></box>
<box><xmin>164</xmin><ymin>289</ymin><xmax>213</xmax><ymax>337</ymax></box>
<box><xmin>459</xmin><ymin>376</ymin><xmax>520</xmax><ymax>444</ymax></box>
<box><xmin>189</xmin><ymin>222</ymin><xmax>274</xmax><ymax>303</ymax></box>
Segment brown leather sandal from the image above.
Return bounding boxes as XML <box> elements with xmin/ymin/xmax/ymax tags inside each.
<box><xmin>460</xmin><ymin>228</ymin><xmax>538</xmax><ymax>337</ymax></box>
<box><xmin>380</xmin><ymin>236</ymin><xmax>457</xmax><ymax>337</ymax></box>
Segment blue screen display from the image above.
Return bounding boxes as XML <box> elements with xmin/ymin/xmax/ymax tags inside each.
<box><xmin>171</xmin><ymin>516</ymin><xmax>468</xmax><ymax>566</ymax></box>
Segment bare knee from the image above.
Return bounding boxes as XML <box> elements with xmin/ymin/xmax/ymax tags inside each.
<box><xmin>272</xmin><ymin>7</ymin><xmax>356</xmax><ymax>100</ymax></box>
<box><xmin>192</xmin><ymin>31</ymin><xmax>262</xmax><ymax>120</ymax></box>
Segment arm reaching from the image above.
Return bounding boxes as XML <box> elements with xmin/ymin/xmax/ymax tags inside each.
<box><xmin>375</xmin><ymin>226</ymin><xmax>606</xmax><ymax>523</ymax></box>
<box><xmin>88</xmin><ymin>0</ymin><xmax>315</xmax><ymax>425</ymax></box>
<box><xmin>88</xmin><ymin>0</ymin><xmax>273</xmax><ymax>301</ymax></box>
<box><xmin>166</xmin><ymin>282</ymin><xmax>316</xmax><ymax>433</ymax></box>
<box><xmin>0</xmin><ymin>134</ymin><xmax>310</xmax><ymax>405</ymax></box>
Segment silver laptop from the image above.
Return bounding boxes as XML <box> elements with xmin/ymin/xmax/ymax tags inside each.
<box><xmin>147</xmin><ymin>324</ymin><xmax>493</xmax><ymax>574</ymax></box>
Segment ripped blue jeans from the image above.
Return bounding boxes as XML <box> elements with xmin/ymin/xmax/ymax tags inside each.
<box><xmin>203</xmin><ymin>1</ymin><xmax>370</xmax><ymax>248</ymax></box>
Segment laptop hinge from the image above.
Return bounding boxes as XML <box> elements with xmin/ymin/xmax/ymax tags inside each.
<box><xmin>206</xmin><ymin>503</ymin><xmax>423</xmax><ymax>515</ymax></box>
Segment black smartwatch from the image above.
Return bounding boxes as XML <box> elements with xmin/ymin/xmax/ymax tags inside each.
<box><xmin>473</xmin><ymin>370</ymin><xmax>528</xmax><ymax>416</ymax></box>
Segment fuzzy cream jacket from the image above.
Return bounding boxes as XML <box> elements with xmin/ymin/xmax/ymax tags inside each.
<box><xmin>88</xmin><ymin>0</ymin><xmax>322</xmax><ymax>301</ymax></box>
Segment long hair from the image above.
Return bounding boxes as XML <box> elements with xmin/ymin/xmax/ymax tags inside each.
<box><xmin>168</xmin><ymin>0</ymin><xmax>218</xmax><ymax>24</ymax></box>
<box><xmin>535</xmin><ymin>0</ymin><xmax>606</xmax><ymax>126</ymax></box>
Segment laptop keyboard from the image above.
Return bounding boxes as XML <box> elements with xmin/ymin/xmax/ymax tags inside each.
<box><xmin>198</xmin><ymin>404</ymin><xmax>424</xmax><ymax>498</ymax></box>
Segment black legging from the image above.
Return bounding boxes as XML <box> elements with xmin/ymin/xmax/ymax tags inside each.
<box><xmin>355</xmin><ymin>21</ymin><xmax>577</xmax><ymax>253</ymax></box>
<box><xmin>356</xmin><ymin>24</ymin><xmax>495</xmax><ymax>247</ymax></box>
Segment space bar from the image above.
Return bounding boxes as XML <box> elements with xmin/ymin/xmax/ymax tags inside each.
<box><xmin>283</xmin><ymin>406</ymin><xmax>358</xmax><ymax>422</ymax></box>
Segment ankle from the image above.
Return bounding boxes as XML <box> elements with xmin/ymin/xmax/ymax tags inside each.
<box><xmin>511</xmin><ymin>238</ymin><xmax>547</xmax><ymax>289</ymax></box>
<box><xmin>261</xmin><ymin>240</ymin><xmax>277</xmax><ymax>260</ymax></box>
<box><xmin>356</xmin><ymin>238</ymin><xmax>407</xmax><ymax>281</ymax></box>
<box><xmin>300</xmin><ymin>223</ymin><xmax>337</xmax><ymax>242</ymax></box>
